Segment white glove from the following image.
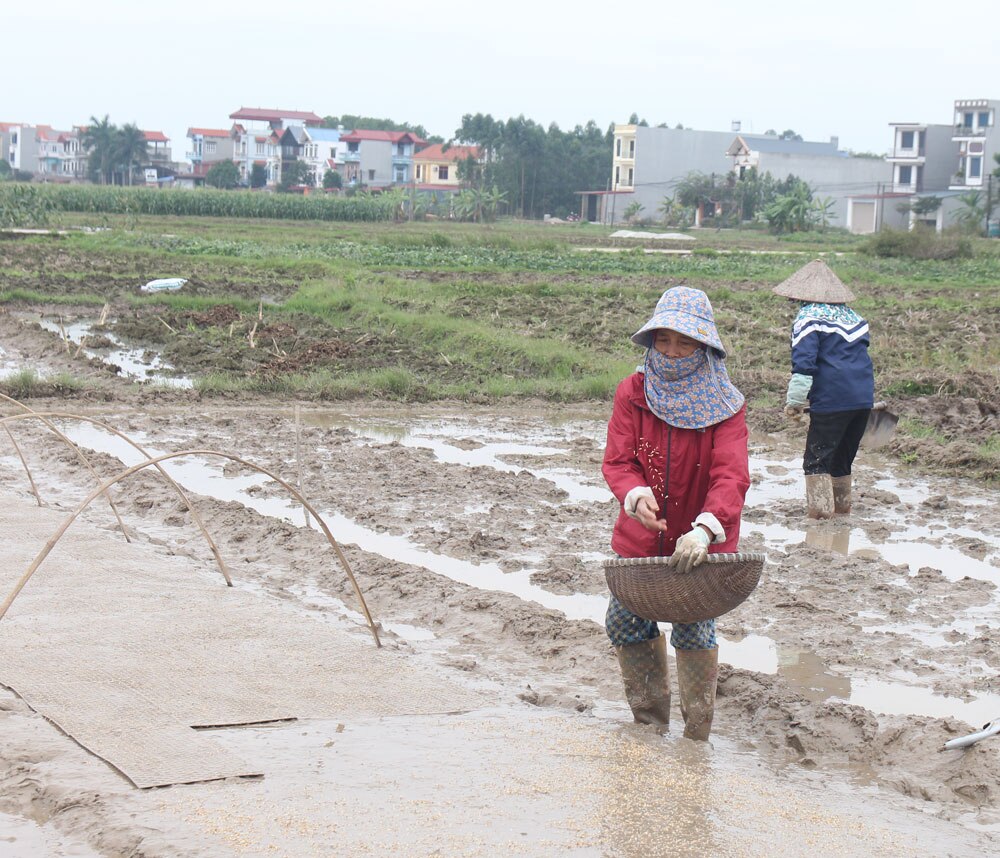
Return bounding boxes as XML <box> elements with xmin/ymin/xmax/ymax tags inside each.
<box><xmin>786</xmin><ymin>372</ymin><xmax>813</xmax><ymax>408</ymax></box>
<box><xmin>668</xmin><ymin>527</ymin><xmax>711</xmax><ymax>574</ymax></box>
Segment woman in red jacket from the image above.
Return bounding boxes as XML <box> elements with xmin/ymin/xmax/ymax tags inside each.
<box><xmin>603</xmin><ymin>286</ymin><xmax>750</xmax><ymax>740</ymax></box>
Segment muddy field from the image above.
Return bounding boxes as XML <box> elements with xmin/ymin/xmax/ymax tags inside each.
<box><xmin>0</xmin><ymin>303</ymin><xmax>998</xmax><ymax>855</ymax></box>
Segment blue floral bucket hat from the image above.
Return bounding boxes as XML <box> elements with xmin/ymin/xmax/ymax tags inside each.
<box><xmin>631</xmin><ymin>286</ymin><xmax>727</xmax><ymax>357</ymax></box>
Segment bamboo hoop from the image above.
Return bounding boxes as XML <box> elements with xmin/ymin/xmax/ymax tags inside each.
<box><xmin>0</xmin><ymin>406</ymin><xmax>230</xmax><ymax>586</ymax></box>
<box><xmin>294</xmin><ymin>403</ymin><xmax>311</xmax><ymax>528</ymax></box>
<box><xmin>0</xmin><ymin>396</ymin><xmax>131</xmax><ymax>542</ymax></box>
<box><xmin>0</xmin><ymin>449</ymin><xmax>382</xmax><ymax>648</ymax></box>
<box><xmin>3</xmin><ymin>424</ymin><xmax>42</xmax><ymax>507</ymax></box>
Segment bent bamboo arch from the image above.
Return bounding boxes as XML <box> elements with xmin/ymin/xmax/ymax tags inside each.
<box><xmin>0</xmin><ymin>449</ymin><xmax>382</xmax><ymax>647</ymax></box>
<box><xmin>0</xmin><ymin>393</ymin><xmax>130</xmax><ymax>540</ymax></box>
<box><xmin>0</xmin><ymin>410</ymin><xmax>231</xmax><ymax>586</ymax></box>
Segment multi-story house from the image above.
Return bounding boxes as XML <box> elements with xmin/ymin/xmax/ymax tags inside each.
<box><xmin>5</xmin><ymin>124</ymin><xmax>82</xmax><ymax>179</ymax></box>
<box><xmin>276</xmin><ymin>125</ymin><xmax>309</xmax><ymax>185</ymax></box>
<box><xmin>0</xmin><ymin>122</ymin><xmax>20</xmax><ymax>168</ymax></box>
<box><xmin>5</xmin><ymin>124</ymin><xmax>40</xmax><ymax>174</ymax></box>
<box><xmin>298</xmin><ymin>126</ymin><xmax>343</xmax><ymax>187</ymax></box>
<box><xmin>228</xmin><ymin>107</ymin><xmax>322</xmax><ymax>186</ymax></box>
<box><xmin>412</xmin><ymin>143</ymin><xmax>480</xmax><ymax>197</ymax></box>
<box><xmin>339</xmin><ymin>130</ymin><xmax>426</xmax><ymax>187</ymax></box>
<box><xmin>885</xmin><ymin>123</ymin><xmax>954</xmax><ymax>195</ymax></box>
<box><xmin>35</xmin><ymin>127</ymin><xmax>75</xmax><ymax>179</ymax></box>
<box><xmin>848</xmin><ymin>99</ymin><xmax>999</xmax><ymax>234</ymax></box>
<box><xmin>856</xmin><ymin>121</ymin><xmax>962</xmax><ymax>233</ymax></box>
<box><xmin>949</xmin><ymin>99</ymin><xmax>998</xmax><ymax>191</ymax></box>
<box><xmin>230</xmin><ymin>124</ymin><xmax>279</xmax><ymax>185</ymax></box>
<box><xmin>143</xmin><ymin>131</ymin><xmax>172</xmax><ymax>169</ymax></box>
<box><xmin>186</xmin><ymin>127</ymin><xmax>235</xmax><ymax>175</ymax></box>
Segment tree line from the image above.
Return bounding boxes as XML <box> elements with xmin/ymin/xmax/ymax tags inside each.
<box><xmin>454</xmin><ymin>114</ymin><xmax>613</xmax><ymax>219</ymax></box>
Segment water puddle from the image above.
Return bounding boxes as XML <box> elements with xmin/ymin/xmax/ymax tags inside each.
<box><xmin>744</xmin><ymin>455</ymin><xmax>999</xmax><ymax>586</ymax></box>
<box><xmin>15</xmin><ymin>312</ymin><xmax>191</xmax><ymax>388</ymax></box>
<box><xmin>159</xmin><ymin>707</ymin><xmax>985</xmax><ymax>857</ymax></box>
<box><xmin>0</xmin><ymin>343</ymin><xmax>54</xmax><ymax>382</ymax></box>
<box><xmin>777</xmin><ymin>647</ymin><xmax>1000</xmax><ymax>728</ymax></box>
<box><xmin>0</xmin><ymin>810</ymin><xmax>100</xmax><ymax>857</ymax></box>
<box><xmin>848</xmin><ymin>674</ymin><xmax>1000</xmax><ymax>727</ymax></box>
<box><xmin>58</xmin><ymin>423</ymin><xmax>773</xmax><ymax>673</ymax></box>
<box><xmin>55</xmin><ymin>418</ymin><xmax>1000</xmax><ymax>727</ymax></box>
<box><xmin>302</xmin><ymin>412</ymin><xmax>611</xmax><ymax>504</ymax></box>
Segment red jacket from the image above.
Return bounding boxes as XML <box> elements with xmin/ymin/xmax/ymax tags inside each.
<box><xmin>603</xmin><ymin>372</ymin><xmax>750</xmax><ymax>558</ymax></box>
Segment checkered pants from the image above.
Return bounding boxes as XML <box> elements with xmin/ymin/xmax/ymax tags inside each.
<box><xmin>606</xmin><ymin>595</ymin><xmax>717</xmax><ymax>650</ymax></box>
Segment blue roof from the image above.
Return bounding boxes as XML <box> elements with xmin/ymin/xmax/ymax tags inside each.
<box><xmin>305</xmin><ymin>127</ymin><xmax>341</xmax><ymax>142</ymax></box>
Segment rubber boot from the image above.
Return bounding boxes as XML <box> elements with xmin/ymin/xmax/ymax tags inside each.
<box><xmin>615</xmin><ymin>635</ymin><xmax>671</xmax><ymax>731</ymax></box>
<box><xmin>805</xmin><ymin>474</ymin><xmax>834</xmax><ymax>520</ymax></box>
<box><xmin>831</xmin><ymin>475</ymin><xmax>852</xmax><ymax>515</ymax></box>
<box><xmin>675</xmin><ymin>647</ymin><xmax>719</xmax><ymax>741</ymax></box>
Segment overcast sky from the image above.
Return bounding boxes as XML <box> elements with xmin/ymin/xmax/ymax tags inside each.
<box><xmin>7</xmin><ymin>0</ymin><xmax>1000</xmax><ymax>162</ymax></box>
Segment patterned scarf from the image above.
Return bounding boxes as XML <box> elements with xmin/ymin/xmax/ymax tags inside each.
<box><xmin>643</xmin><ymin>347</ymin><xmax>745</xmax><ymax>429</ymax></box>
<box><xmin>797</xmin><ymin>302</ymin><xmax>863</xmax><ymax>327</ymax></box>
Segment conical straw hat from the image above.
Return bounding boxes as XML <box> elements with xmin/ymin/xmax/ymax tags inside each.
<box><xmin>772</xmin><ymin>259</ymin><xmax>855</xmax><ymax>303</ymax></box>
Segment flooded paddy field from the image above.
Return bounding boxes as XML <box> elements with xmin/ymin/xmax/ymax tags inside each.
<box><xmin>0</xmin><ymin>222</ymin><xmax>998</xmax><ymax>854</ymax></box>
<box><xmin>0</xmin><ymin>393</ymin><xmax>997</xmax><ymax>855</ymax></box>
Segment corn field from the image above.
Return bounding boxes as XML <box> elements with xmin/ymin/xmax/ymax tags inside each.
<box><xmin>0</xmin><ymin>184</ymin><xmax>397</xmax><ymax>222</ymax></box>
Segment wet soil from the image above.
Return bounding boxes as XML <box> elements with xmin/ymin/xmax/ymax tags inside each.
<box><xmin>0</xmin><ymin>340</ymin><xmax>998</xmax><ymax>846</ymax></box>
<box><xmin>1</xmin><ymin>263</ymin><xmax>999</xmax><ymax>853</ymax></box>
<box><xmin>3</xmin><ymin>299</ymin><xmax>998</xmax><ymax>485</ymax></box>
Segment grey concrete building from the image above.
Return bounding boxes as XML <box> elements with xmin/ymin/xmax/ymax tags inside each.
<box><xmin>729</xmin><ymin>137</ymin><xmax>890</xmax><ymax>229</ymax></box>
<box><xmin>849</xmin><ymin>99</ymin><xmax>999</xmax><ymax>234</ymax></box>
<box><xmin>581</xmin><ymin>124</ymin><xmax>745</xmax><ymax>223</ymax></box>
<box><xmin>886</xmin><ymin>123</ymin><xmax>955</xmax><ymax>194</ymax></box>
<box><xmin>580</xmin><ymin>124</ymin><xmax>887</xmax><ymax>227</ymax></box>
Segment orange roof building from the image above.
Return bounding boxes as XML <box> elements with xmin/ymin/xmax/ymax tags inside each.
<box><xmin>412</xmin><ymin>143</ymin><xmax>481</xmax><ymax>190</ymax></box>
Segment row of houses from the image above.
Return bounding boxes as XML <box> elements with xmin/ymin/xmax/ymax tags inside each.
<box><xmin>0</xmin><ymin>122</ymin><xmax>173</xmax><ymax>180</ymax></box>
<box><xmin>6</xmin><ymin>99</ymin><xmax>997</xmax><ymax>231</ymax></box>
<box><xmin>2</xmin><ymin>106</ymin><xmax>479</xmax><ymax>195</ymax></box>
<box><xmin>188</xmin><ymin>108</ymin><xmax>425</xmax><ymax>188</ymax></box>
<box><xmin>584</xmin><ymin>97</ymin><xmax>999</xmax><ymax>233</ymax></box>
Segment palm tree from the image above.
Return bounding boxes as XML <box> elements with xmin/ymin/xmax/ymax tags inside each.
<box><xmin>81</xmin><ymin>115</ymin><xmax>116</xmax><ymax>185</ymax></box>
<box><xmin>116</xmin><ymin>124</ymin><xmax>149</xmax><ymax>186</ymax></box>
<box><xmin>953</xmin><ymin>191</ymin><xmax>985</xmax><ymax>234</ymax></box>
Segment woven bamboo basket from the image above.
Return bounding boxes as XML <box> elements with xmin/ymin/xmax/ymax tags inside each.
<box><xmin>603</xmin><ymin>552</ymin><xmax>765</xmax><ymax>623</ymax></box>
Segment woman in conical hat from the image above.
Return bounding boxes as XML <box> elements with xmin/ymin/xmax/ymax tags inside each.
<box><xmin>602</xmin><ymin>286</ymin><xmax>750</xmax><ymax>740</ymax></box>
<box><xmin>774</xmin><ymin>260</ymin><xmax>874</xmax><ymax>519</ymax></box>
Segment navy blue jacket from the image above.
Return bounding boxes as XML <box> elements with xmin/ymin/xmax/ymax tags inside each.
<box><xmin>790</xmin><ymin>303</ymin><xmax>874</xmax><ymax>414</ymax></box>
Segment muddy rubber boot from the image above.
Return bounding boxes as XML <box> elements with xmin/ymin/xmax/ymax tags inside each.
<box><xmin>831</xmin><ymin>475</ymin><xmax>852</xmax><ymax>515</ymax></box>
<box><xmin>615</xmin><ymin>635</ymin><xmax>671</xmax><ymax>731</ymax></box>
<box><xmin>805</xmin><ymin>474</ymin><xmax>834</xmax><ymax>520</ymax></box>
<box><xmin>675</xmin><ymin>647</ymin><xmax>719</xmax><ymax>741</ymax></box>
